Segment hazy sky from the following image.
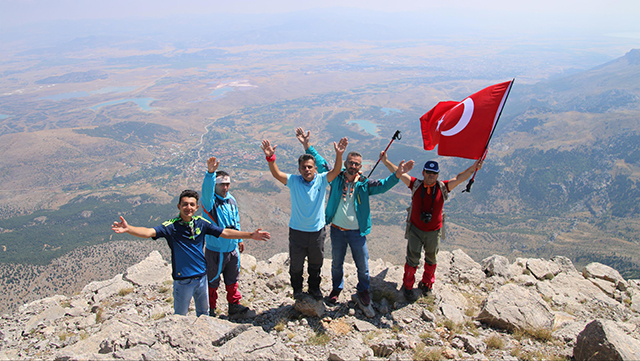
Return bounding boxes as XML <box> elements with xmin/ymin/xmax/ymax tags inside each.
<box><xmin>2</xmin><ymin>0</ymin><xmax>639</xmax><ymax>32</ymax></box>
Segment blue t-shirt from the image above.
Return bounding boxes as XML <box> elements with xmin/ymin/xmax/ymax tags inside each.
<box><xmin>153</xmin><ymin>215</ymin><xmax>223</xmax><ymax>280</ymax></box>
<box><xmin>286</xmin><ymin>172</ymin><xmax>329</xmax><ymax>232</ymax></box>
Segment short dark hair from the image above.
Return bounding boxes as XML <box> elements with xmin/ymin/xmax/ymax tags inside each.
<box><xmin>178</xmin><ymin>189</ymin><xmax>199</xmax><ymax>204</ymax></box>
<box><xmin>347</xmin><ymin>151</ymin><xmax>362</xmax><ymax>159</ymax></box>
<box><xmin>298</xmin><ymin>154</ymin><xmax>316</xmax><ymax>166</ymax></box>
<box><xmin>215</xmin><ymin>170</ymin><xmax>230</xmax><ymax>178</ymax></box>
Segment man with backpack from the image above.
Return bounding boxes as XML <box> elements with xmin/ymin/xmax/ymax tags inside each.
<box><xmin>380</xmin><ymin>152</ymin><xmax>482</xmax><ymax>301</ymax></box>
<box><xmin>201</xmin><ymin>157</ymin><xmax>250</xmax><ymax>317</ymax></box>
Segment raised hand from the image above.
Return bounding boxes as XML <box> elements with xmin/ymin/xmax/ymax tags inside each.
<box><xmin>261</xmin><ymin>140</ymin><xmax>277</xmax><ymax>158</ymax></box>
<box><xmin>111</xmin><ymin>216</ymin><xmax>129</xmax><ymax>234</ymax></box>
<box><xmin>333</xmin><ymin>137</ymin><xmax>348</xmax><ymax>155</ymax></box>
<box><xmin>251</xmin><ymin>228</ymin><xmax>271</xmax><ymax>241</ymax></box>
<box><xmin>207</xmin><ymin>156</ymin><xmax>220</xmax><ymax>173</ymax></box>
<box><xmin>379</xmin><ymin>150</ymin><xmax>388</xmax><ymax>162</ymax></box>
<box><xmin>295</xmin><ymin>127</ymin><xmax>311</xmax><ymax>149</ymax></box>
<box><xmin>396</xmin><ymin>160</ymin><xmax>415</xmax><ymax>176</ymax></box>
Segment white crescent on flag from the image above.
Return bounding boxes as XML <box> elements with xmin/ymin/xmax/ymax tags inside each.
<box><xmin>439</xmin><ymin>98</ymin><xmax>474</xmax><ymax>137</ymax></box>
<box><xmin>420</xmin><ymin>80</ymin><xmax>514</xmax><ymax>160</ymax></box>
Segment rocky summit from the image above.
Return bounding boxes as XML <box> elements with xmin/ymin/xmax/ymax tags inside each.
<box><xmin>3</xmin><ymin>249</ymin><xmax>640</xmax><ymax>360</ymax></box>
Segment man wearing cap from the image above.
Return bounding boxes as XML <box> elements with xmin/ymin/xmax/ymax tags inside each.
<box><xmin>381</xmin><ymin>153</ymin><xmax>482</xmax><ymax>301</ymax></box>
<box><xmin>201</xmin><ymin>157</ymin><xmax>249</xmax><ymax>317</ymax></box>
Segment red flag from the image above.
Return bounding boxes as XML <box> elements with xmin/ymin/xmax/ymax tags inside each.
<box><xmin>420</xmin><ymin>80</ymin><xmax>514</xmax><ymax>160</ymax></box>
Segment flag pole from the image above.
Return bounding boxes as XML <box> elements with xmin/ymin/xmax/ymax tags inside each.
<box><xmin>463</xmin><ymin>78</ymin><xmax>515</xmax><ymax>193</ymax></box>
<box><xmin>367</xmin><ymin>130</ymin><xmax>401</xmax><ymax>178</ymax></box>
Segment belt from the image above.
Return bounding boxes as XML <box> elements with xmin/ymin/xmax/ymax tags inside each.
<box><xmin>331</xmin><ymin>223</ymin><xmax>355</xmax><ymax>231</ymax></box>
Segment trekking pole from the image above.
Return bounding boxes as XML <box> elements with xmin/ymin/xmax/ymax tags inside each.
<box><xmin>367</xmin><ymin>130</ymin><xmax>401</xmax><ymax>178</ymax></box>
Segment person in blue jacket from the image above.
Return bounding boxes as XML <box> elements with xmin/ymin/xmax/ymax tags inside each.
<box><xmin>296</xmin><ymin>128</ymin><xmax>414</xmax><ymax>306</ymax></box>
<box><xmin>111</xmin><ymin>189</ymin><xmax>270</xmax><ymax>317</ymax></box>
<box><xmin>201</xmin><ymin>156</ymin><xmax>251</xmax><ymax>317</ymax></box>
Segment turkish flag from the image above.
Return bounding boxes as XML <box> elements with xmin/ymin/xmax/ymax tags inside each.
<box><xmin>420</xmin><ymin>80</ymin><xmax>514</xmax><ymax>160</ymax></box>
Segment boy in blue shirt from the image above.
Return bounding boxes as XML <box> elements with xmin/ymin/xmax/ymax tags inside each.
<box><xmin>111</xmin><ymin>189</ymin><xmax>270</xmax><ymax>316</ymax></box>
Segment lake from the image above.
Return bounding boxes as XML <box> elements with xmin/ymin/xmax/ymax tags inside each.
<box><xmin>210</xmin><ymin>87</ymin><xmax>235</xmax><ymax>99</ymax></box>
<box><xmin>381</xmin><ymin>108</ymin><xmax>402</xmax><ymax>116</ymax></box>
<box><xmin>347</xmin><ymin>120</ymin><xmax>379</xmax><ymax>137</ymax></box>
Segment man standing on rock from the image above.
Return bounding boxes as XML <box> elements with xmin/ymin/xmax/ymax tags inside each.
<box><xmin>111</xmin><ymin>189</ymin><xmax>270</xmax><ymax>316</ymax></box>
<box><xmin>380</xmin><ymin>154</ymin><xmax>482</xmax><ymax>301</ymax></box>
<box><xmin>201</xmin><ymin>157</ymin><xmax>249</xmax><ymax>317</ymax></box>
<box><xmin>295</xmin><ymin>128</ymin><xmax>414</xmax><ymax>308</ymax></box>
<box><xmin>260</xmin><ymin>136</ymin><xmax>347</xmax><ymax>300</ymax></box>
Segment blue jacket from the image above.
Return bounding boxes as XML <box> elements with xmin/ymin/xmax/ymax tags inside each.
<box><xmin>201</xmin><ymin>172</ymin><xmax>242</xmax><ymax>253</ymax></box>
<box><xmin>306</xmin><ymin>146</ymin><xmax>399</xmax><ymax>237</ymax></box>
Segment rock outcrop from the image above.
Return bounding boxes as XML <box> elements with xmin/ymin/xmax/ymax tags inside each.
<box><xmin>3</xmin><ymin>249</ymin><xmax>640</xmax><ymax>360</ymax></box>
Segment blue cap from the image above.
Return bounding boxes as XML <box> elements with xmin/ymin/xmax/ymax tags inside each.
<box><xmin>423</xmin><ymin>161</ymin><xmax>439</xmax><ymax>173</ymax></box>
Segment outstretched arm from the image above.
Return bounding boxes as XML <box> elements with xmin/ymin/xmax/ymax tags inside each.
<box><xmin>261</xmin><ymin>139</ymin><xmax>288</xmax><ymax>185</ymax></box>
<box><xmin>221</xmin><ymin>228</ymin><xmax>270</xmax><ymax>241</ymax></box>
<box><xmin>111</xmin><ymin>216</ymin><xmax>156</xmax><ymax>238</ymax></box>
<box><xmin>380</xmin><ymin>151</ymin><xmax>412</xmax><ymax>186</ymax></box>
<box><xmin>327</xmin><ymin>137</ymin><xmax>347</xmax><ymax>182</ymax></box>
<box><xmin>447</xmin><ymin>159</ymin><xmax>484</xmax><ymax>190</ymax></box>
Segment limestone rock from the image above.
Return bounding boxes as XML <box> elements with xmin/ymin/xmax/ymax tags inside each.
<box><xmin>294</xmin><ymin>295</ymin><xmax>325</xmax><ymax>317</ymax></box>
<box><xmin>82</xmin><ymin>273</ymin><xmax>131</xmax><ymax>303</ymax></box>
<box><xmin>4</xmin><ymin>249</ymin><xmax>640</xmax><ymax>361</ymax></box>
<box><xmin>584</xmin><ymin>262</ymin><xmax>629</xmax><ymax>291</ymax></box>
<box><xmin>328</xmin><ymin>336</ymin><xmax>373</xmax><ymax>360</ymax></box>
<box><xmin>23</xmin><ymin>304</ymin><xmax>66</xmax><ymax>334</ymax></box>
<box><xmin>240</xmin><ymin>253</ymin><xmax>257</xmax><ymax>272</ymax></box>
<box><xmin>217</xmin><ymin>326</ymin><xmax>300</xmax><ymax>360</ymax></box>
<box><xmin>123</xmin><ymin>250</ymin><xmax>171</xmax><ymax>286</ymax></box>
<box><xmin>481</xmin><ymin>254</ymin><xmax>512</xmax><ymax>278</ymax></box>
<box><xmin>451</xmin><ymin>334</ymin><xmax>486</xmax><ymax>354</ymax></box>
<box><xmin>477</xmin><ymin>283</ymin><xmax>554</xmax><ymax>331</ymax></box>
<box><xmin>527</xmin><ymin>258</ymin><xmax>560</xmax><ymax>280</ymax></box>
<box><xmin>574</xmin><ymin>319</ymin><xmax>640</xmax><ymax>360</ymax></box>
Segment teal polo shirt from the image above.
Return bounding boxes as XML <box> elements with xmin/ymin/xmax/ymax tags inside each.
<box><xmin>286</xmin><ymin>172</ymin><xmax>328</xmax><ymax>232</ymax></box>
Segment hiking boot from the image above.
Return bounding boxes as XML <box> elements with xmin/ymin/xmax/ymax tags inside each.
<box><xmin>293</xmin><ymin>289</ymin><xmax>304</xmax><ymax>300</ymax></box>
<box><xmin>209</xmin><ymin>309</ymin><xmax>217</xmax><ymax>317</ymax></box>
<box><xmin>357</xmin><ymin>289</ymin><xmax>371</xmax><ymax>306</ymax></box>
<box><xmin>418</xmin><ymin>282</ymin><xmax>432</xmax><ymax>296</ymax></box>
<box><xmin>326</xmin><ymin>289</ymin><xmax>341</xmax><ymax>304</ymax></box>
<box><xmin>309</xmin><ymin>288</ymin><xmax>323</xmax><ymax>300</ymax></box>
<box><xmin>403</xmin><ymin>286</ymin><xmax>417</xmax><ymax>303</ymax></box>
<box><xmin>228</xmin><ymin>303</ymin><xmax>249</xmax><ymax>316</ymax></box>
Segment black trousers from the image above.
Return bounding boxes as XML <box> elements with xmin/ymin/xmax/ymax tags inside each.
<box><xmin>289</xmin><ymin>227</ymin><xmax>326</xmax><ymax>291</ymax></box>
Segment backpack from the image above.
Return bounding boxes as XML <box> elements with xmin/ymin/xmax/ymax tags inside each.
<box><xmin>404</xmin><ymin>180</ymin><xmax>449</xmax><ymax>239</ymax></box>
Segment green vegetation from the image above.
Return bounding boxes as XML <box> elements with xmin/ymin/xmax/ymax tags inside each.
<box><xmin>0</xmin><ymin>194</ymin><xmax>176</xmax><ymax>265</ymax></box>
<box><xmin>74</xmin><ymin>121</ymin><xmax>179</xmax><ymax>145</ymax></box>
<box><xmin>307</xmin><ymin>331</ymin><xmax>331</xmax><ymax>345</ymax></box>
<box><xmin>413</xmin><ymin>343</ymin><xmax>443</xmax><ymax>361</ymax></box>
